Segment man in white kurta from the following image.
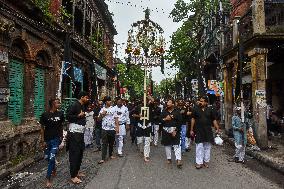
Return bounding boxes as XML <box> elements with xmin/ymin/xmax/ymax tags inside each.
<box><xmin>113</xmin><ymin>98</ymin><xmax>130</xmax><ymax>157</ymax></box>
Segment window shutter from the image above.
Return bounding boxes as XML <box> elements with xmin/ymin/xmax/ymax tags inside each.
<box><xmin>8</xmin><ymin>60</ymin><xmax>24</xmax><ymax>125</ymax></box>
<box><xmin>34</xmin><ymin>67</ymin><xmax>45</xmax><ymax>120</ymax></box>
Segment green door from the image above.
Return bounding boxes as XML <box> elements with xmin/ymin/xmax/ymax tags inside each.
<box><xmin>34</xmin><ymin>67</ymin><xmax>45</xmax><ymax>120</ymax></box>
<box><xmin>8</xmin><ymin>59</ymin><xmax>24</xmax><ymax>125</ymax></box>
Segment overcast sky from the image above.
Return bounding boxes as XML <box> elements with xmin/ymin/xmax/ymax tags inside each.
<box><xmin>106</xmin><ymin>0</ymin><xmax>184</xmax><ymax>83</ymax></box>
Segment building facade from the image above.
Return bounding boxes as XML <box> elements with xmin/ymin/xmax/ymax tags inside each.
<box><xmin>0</xmin><ymin>0</ymin><xmax>116</xmax><ymax>167</ymax></box>
<box><xmin>222</xmin><ymin>0</ymin><xmax>284</xmax><ymax>148</ymax></box>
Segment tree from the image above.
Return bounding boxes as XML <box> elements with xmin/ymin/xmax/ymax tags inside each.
<box><xmin>116</xmin><ymin>63</ymin><xmax>145</xmax><ymax>99</ymax></box>
<box><xmin>167</xmin><ymin>0</ymin><xmax>231</xmax><ymax>95</ymax></box>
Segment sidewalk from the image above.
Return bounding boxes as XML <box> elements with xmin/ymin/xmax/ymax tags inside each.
<box><xmin>223</xmin><ymin>134</ymin><xmax>284</xmax><ymax>175</ymax></box>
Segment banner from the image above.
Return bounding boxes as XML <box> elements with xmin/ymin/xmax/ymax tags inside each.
<box><xmin>94</xmin><ymin>61</ymin><xmax>107</xmax><ymax>80</ymax></box>
<box><xmin>255</xmin><ymin>90</ymin><xmax>266</xmax><ymax>108</ymax></box>
<box><xmin>208</xmin><ymin>80</ymin><xmax>224</xmax><ymax>96</ymax></box>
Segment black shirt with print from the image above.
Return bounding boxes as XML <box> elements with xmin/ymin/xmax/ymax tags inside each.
<box><xmin>40</xmin><ymin>111</ymin><xmax>65</xmax><ymax>141</ymax></box>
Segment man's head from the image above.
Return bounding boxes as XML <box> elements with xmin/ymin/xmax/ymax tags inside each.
<box><xmin>199</xmin><ymin>96</ymin><xmax>208</xmax><ymax>108</ymax></box>
<box><xmin>177</xmin><ymin>99</ymin><xmax>184</xmax><ymax>107</ymax></box>
<box><xmin>78</xmin><ymin>91</ymin><xmax>89</xmax><ymax>105</ymax></box>
<box><xmin>116</xmin><ymin>97</ymin><xmax>123</xmax><ymax>107</ymax></box>
<box><xmin>98</xmin><ymin>100</ymin><xmax>103</xmax><ymax>107</ymax></box>
<box><xmin>104</xmin><ymin>96</ymin><xmax>112</xmax><ymax>107</ymax></box>
<box><xmin>166</xmin><ymin>98</ymin><xmax>175</xmax><ymax>109</ymax></box>
<box><xmin>49</xmin><ymin>98</ymin><xmax>61</xmax><ymax>110</ymax></box>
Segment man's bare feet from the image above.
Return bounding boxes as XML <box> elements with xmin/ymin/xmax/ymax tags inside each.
<box><xmin>144</xmin><ymin>157</ymin><xmax>150</xmax><ymax>162</ymax></box>
<box><xmin>110</xmin><ymin>156</ymin><xmax>116</xmax><ymax>159</ymax></box>
<box><xmin>70</xmin><ymin>177</ymin><xmax>82</xmax><ymax>184</ymax></box>
<box><xmin>46</xmin><ymin>179</ymin><xmax>52</xmax><ymax>188</ymax></box>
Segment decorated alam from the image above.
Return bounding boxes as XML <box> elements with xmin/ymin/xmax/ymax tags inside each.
<box><xmin>0</xmin><ymin>0</ymin><xmax>283</xmax><ymax>189</ymax></box>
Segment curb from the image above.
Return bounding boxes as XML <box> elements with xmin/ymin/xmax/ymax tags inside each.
<box><xmin>223</xmin><ymin>136</ymin><xmax>284</xmax><ymax>175</ymax></box>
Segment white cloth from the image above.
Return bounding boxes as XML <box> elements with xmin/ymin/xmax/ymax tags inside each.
<box><xmin>99</xmin><ymin>106</ymin><xmax>117</xmax><ymax>130</ymax></box>
<box><xmin>113</xmin><ymin>105</ymin><xmax>130</xmax><ymax>124</ymax></box>
<box><xmin>196</xmin><ymin>142</ymin><xmax>211</xmax><ymax>164</ymax></box>
<box><xmin>234</xmin><ymin>143</ymin><xmax>245</xmax><ymax>161</ymax></box>
<box><xmin>137</xmin><ymin>136</ymin><xmax>151</xmax><ymax>158</ymax></box>
<box><xmin>165</xmin><ymin>145</ymin><xmax>181</xmax><ymax>161</ymax></box>
<box><xmin>84</xmin><ymin>128</ymin><xmax>94</xmax><ymax>145</ymax></box>
<box><xmin>69</xmin><ymin>123</ymin><xmax>85</xmax><ymax>133</ymax></box>
<box><xmin>85</xmin><ymin>111</ymin><xmax>94</xmax><ymax>129</ymax></box>
<box><xmin>185</xmin><ymin>137</ymin><xmax>191</xmax><ymax>149</ymax></box>
<box><xmin>117</xmin><ymin>135</ymin><xmax>124</xmax><ymax>155</ymax></box>
<box><xmin>153</xmin><ymin>124</ymin><xmax>159</xmax><ymax>145</ymax></box>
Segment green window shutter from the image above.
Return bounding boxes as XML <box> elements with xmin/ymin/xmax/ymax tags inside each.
<box><xmin>34</xmin><ymin>68</ymin><xmax>45</xmax><ymax>120</ymax></box>
<box><xmin>8</xmin><ymin>60</ymin><xmax>24</xmax><ymax>125</ymax></box>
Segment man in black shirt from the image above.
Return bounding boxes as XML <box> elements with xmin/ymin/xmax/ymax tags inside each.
<box><xmin>66</xmin><ymin>91</ymin><xmax>89</xmax><ymax>184</ymax></box>
<box><xmin>40</xmin><ymin>98</ymin><xmax>64</xmax><ymax>188</ymax></box>
<box><xmin>161</xmin><ymin>98</ymin><xmax>182</xmax><ymax>169</ymax></box>
<box><xmin>190</xmin><ymin>96</ymin><xmax>220</xmax><ymax>169</ymax></box>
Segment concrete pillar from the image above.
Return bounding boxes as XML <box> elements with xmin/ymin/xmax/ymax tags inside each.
<box><xmin>248</xmin><ymin>48</ymin><xmax>268</xmax><ymax>149</ymax></box>
<box><xmin>252</xmin><ymin>0</ymin><xmax>266</xmax><ymax>34</ymax></box>
<box><xmin>223</xmin><ymin>64</ymin><xmax>233</xmax><ymax>132</ymax></box>
<box><xmin>232</xmin><ymin>17</ymin><xmax>240</xmax><ymax>46</ymax></box>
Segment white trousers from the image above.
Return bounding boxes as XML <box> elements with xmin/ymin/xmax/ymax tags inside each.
<box><xmin>153</xmin><ymin>124</ymin><xmax>159</xmax><ymax>145</ymax></box>
<box><xmin>196</xmin><ymin>142</ymin><xmax>211</xmax><ymax>164</ymax></box>
<box><xmin>234</xmin><ymin>143</ymin><xmax>245</xmax><ymax>161</ymax></box>
<box><xmin>137</xmin><ymin>136</ymin><xmax>151</xmax><ymax>158</ymax></box>
<box><xmin>84</xmin><ymin>128</ymin><xmax>94</xmax><ymax>146</ymax></box>
<box><xmin>165</xmin><ymin>145</ymin><xmax>182</xmax><ymax>161</ymax></box>
<box><xmin>117</xmin><ymin>135</ymin><xmax>124</xmax><ymax>155</ymax></box>
<box><xmin>185</xmin><ymin>137</ymin><xmax>191</xmax><ymax>149</ymax></box>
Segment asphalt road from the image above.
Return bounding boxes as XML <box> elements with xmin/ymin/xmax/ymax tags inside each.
<box><xmin>2</xmin><ymin>136</ymin><xmax>283</xmax><ymax>189</ymax></box>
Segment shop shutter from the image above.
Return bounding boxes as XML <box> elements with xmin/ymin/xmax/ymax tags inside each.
<box><xmin>34</xmin><ymin>67</ymin><xmax>45</xmax><ymax>120</ymax></box>
<box><xmin>8</xmin><ymin>59</ymin><xmax>24</xmax><ymax>125</ymax></box>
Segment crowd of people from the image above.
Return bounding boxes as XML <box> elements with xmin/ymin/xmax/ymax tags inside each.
<box><xmin>39</xmin><ymin>91</ymin><xmax>222</xmax><ymax>188</ymax></box>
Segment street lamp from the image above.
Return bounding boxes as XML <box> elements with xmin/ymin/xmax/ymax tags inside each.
<box><xmin>125</xmin><ymin>8</ymin><xmax>165</xmax><ymax>128</ymax></box>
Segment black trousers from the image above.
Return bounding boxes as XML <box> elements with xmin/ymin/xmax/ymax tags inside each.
<box><xmin>68</xmin><ymin>132</ymin><xmax>84</xmax><ymax>178</ymax></box>
<box><xmin>101</xmin><ymin>129</ymin><xmax>116</xmax><ymax>160</ymax></box>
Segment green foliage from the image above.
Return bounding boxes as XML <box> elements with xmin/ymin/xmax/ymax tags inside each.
<box><xmin>116</xmin><ymin>63</ymin><xmax>144</xmax><ymax>98</ymax></box>
<box><xmin>32</xmin><ymin>0</ymin><xmax>53</xmax><ymax>22</ymax></box>
<box><xmin>154</xmin><ymin>78</ymin><xmax>175</xmax><ymax>98</ymax></box>
<box><xmin>168</xmin><ymin>0</ymin><xmax>231</xmax><ymax>80</ymax></box>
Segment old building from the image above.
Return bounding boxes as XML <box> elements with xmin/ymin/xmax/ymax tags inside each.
<box><xmin>0</xmin><ymin>0</ymin><xmax>116</xmax><ymax>169</ymax></box>
<box><xmin>222</xmin><ymin>0</ymin><xmax>284</xmax><ymax>148</ymax></box>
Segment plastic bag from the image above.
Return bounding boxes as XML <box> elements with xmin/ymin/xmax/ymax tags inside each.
<box><xmin>247</xmin><ymin>129</ymin><xmax>256</xmax><ymax>145</ymax></box>
<box><xmin>214</xmin><ymin>135</ymin><xmax>223</xmax><ymax>146</ymax></box>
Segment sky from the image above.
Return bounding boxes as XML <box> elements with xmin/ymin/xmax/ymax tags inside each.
<box><xmin>105</xmin><ymin>0</ymin><xmax>183</xmax><ymax>83</ymax></box>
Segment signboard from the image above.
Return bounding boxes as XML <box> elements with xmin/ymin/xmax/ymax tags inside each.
<box><xmin>255</xmin><ymin>90</ymin><xmax>266</xmax><ymax>108</ymax></box>
<box><xmin>0</xmin><ymin>50</ymin><xmax>8</xmax><ymax>63</ymax></box>
<box><xmin>208</xmin><ymin>80</ymin><xmax>224</xmax><ymax>96</ymax></box>
<box><xmin>0</xmin><ymin>88</ymin><xmax>9</xmax><ymax>103</ymax></box>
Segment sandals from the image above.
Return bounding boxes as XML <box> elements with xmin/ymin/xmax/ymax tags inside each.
<box><xmin>203</xmin><ymin>162</ymin><xmax>209</xmax><ymax>168</ymax></box>
<box><xmin>144</xmin><ymin>157</ymin><xmax>150</xmax><ymax>162</ymax></box>
<box><xmin>177</xmin><ymin>160</ymin><xmax>183</xmax><ymax>169</ymax></box>
<box><xmin>70</xmin><ymin>177</ymin><xmax>82</xmax><ymax>184</ymax></box>
<box><xmin>167</xmin><ymin>159</ymin><xmax>172</xmax><ymax>164</ymax></box>
<box><xmin>195</xmin><ymin>164</ymin><xmax>202</xmax><ymax>169</ymax></box>
<box><xmin>98</xmin><ymin>160</ymin><xmax>105</xmax><ymax>164</ymax></box>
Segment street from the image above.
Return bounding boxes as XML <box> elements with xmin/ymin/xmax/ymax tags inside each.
<box><xmin>2</xmin><ymin>137</ymin><xmax>283</xmax><ymax>189</ymax></box>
